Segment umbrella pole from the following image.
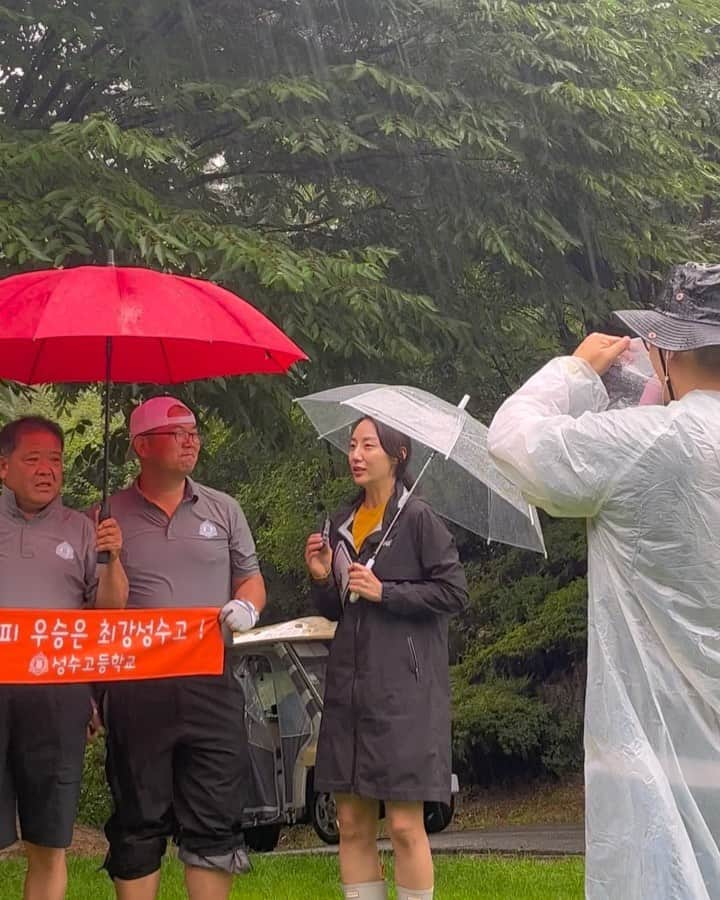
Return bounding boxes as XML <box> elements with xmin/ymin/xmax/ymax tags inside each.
<box><xmin>372</xmin><ymin>393</ymin><xmax>469</xmax><ymax>555</ymax></box>
<box><xmin>347</xmin><ymin>451</ymin><xmax>437</xmax><ymax>604</ymax></box>
<box><xmin>349</xmin><ymin>394</ymin><xmax>470</xmax><ymax>603</ymax></box>
<box><xmin>98</xmin><ymin>337</ymin><xmax>112</xmax><ymax>564</ymax></box>
<box><xmin>102</xmin><ymin>337</ymin><xmax>112</xmax><ymax>510</ymax></box>
<box><xmin>100</xmin><ymin>248</ymin><xmax>114</xmax><ymax>524</ymax></box>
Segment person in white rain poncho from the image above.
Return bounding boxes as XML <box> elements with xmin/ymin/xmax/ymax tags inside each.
<box><xmin>487</xmin><ymin>263</ymin><xmax>720</xmax><ymax>900</ymax></box>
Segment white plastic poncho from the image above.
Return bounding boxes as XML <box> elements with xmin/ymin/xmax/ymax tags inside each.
<box><xmin>487</xmin><ymin>356</ymin><xmax>720</xmax><ymax>900</ymax></box>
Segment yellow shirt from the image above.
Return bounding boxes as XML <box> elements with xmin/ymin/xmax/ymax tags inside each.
<box><xmin>352</xmin><ymin>503</ymin><xmax>386</xmax><ymax>553</ymax></box>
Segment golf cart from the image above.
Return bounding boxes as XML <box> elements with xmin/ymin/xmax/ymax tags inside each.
<box><xmin>231</xmin><ymin>616</ymin><xmax>458</xmax><ymax>851</ymax></box>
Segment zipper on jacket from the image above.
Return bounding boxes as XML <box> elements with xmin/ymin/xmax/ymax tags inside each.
<box><xmin>350</xmin><ymin>604</ymin><xmax>361</xmax><ymax>791</ymax></box>
<box><xmin>407</xmin><ymin>636</ymin><xmax>420</xmax><ymax>682</ymax></box>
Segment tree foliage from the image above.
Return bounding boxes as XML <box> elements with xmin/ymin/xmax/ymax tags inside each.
<box><xmin>3</xmin><ymin>0</ymin><xmax>720</xmax><ymax>410</ymax></box>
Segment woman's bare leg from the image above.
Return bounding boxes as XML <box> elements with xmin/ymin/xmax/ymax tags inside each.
<box><xmin>385</xmin><ymin>801</ymin><xmax>433</xmax><ymax>892</ymax></box>
<box><xmin>335</xmin><ymin>793</ymin><xmax>383</xmax><ymax>889</ymax></box>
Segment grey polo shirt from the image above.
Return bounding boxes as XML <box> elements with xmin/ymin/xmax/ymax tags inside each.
<box><xmin>110</xmin><ymin>478</ymin><xmax>259</xmax><ymax>609</ymax></box>
<box><xmin>0</xmin><ymin>488</ymin><xmax>97</xmax><ymax>609</ymax></box>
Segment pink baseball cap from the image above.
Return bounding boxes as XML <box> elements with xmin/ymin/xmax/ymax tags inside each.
<box><xmin>128</xmin><ymin>397</ymin><xmax>196</xmax><ymax>453</ymax></box>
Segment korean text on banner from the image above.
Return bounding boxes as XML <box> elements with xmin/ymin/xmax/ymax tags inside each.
<box><xmin>0</xmin><ymin>608</ymin><xmax>224</xmax><ymax>684</ymax></box>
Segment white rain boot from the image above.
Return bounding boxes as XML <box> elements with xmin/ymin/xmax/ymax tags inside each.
<box><xmin>342</xmin><ymin>881</ymin><xmax>388</xmax><ymax>899</ymax></box>
<box><xmin>396</xmin><ymin>887</ymin><xmax>434</xmax><ymax>900</ymax></box>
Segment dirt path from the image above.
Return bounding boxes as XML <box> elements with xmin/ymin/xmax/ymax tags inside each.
<box><xmin>275</xmin><ymin>824</ymin><xmax>585</xmax><ymax>857</ymax></box>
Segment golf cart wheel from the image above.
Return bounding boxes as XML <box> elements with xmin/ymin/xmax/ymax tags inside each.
<box><xmin>423</xmin><ymin>798</ymin><xmax>455</xmax><ymax>834</ymax></box>
<box><xmin>312</xmin><ymin>791</ymin><xmax>339</xmax><ymax>844</ymax></box>
<box><xmin>243</xmin><ymin>824</ymin><xmax>281</xmax><ymax>852</ymax></box>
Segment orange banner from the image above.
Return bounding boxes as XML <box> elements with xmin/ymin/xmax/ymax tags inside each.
<box><xmin>0</xmin><ymin>608</ymin><xmax>224</xmax><ymax>684</ymax></box>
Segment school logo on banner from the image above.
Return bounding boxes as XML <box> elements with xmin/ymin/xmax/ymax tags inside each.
<box><xmin>28</xmin><ymin>653</ymin><xmax>49</xmax><ymax>676</ymax></box>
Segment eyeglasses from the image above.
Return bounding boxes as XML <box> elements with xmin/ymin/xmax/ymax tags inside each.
<box><xmin>140</xmin><ymin>429</ymin><xmax>202</xmax><ymax>446</ymax></box>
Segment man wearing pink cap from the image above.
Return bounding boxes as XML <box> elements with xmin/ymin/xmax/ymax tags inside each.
<box><xmin>101</xmin><ymin>397</ymin><xmax>266</xmax><ymax>900</ymax></box>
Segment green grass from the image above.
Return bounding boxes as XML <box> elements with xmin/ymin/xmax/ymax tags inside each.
<box><xmin>0</xmin><ymin>853</ymin><xmax>584</xmax><ymax>899</ymax></box>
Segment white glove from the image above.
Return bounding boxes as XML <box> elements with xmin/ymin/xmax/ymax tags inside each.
<box><xmin>219</xmin><ymin>599</ymin><xmax>259</xmax><ymax>634</ymax></box>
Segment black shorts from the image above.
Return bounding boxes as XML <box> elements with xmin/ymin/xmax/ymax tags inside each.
<box><xmin>103</xmin><ymin>665</ymin><xmax>248</xmax><ymax>880</ymax></box>
<box><xmin>0</xmin><ymin>683</ymin><xmax>92</xmax><ymax>849</ymax></box>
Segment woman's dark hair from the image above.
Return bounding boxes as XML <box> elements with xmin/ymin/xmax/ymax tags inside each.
<box><xmin>352</xmin><ymin>417</ymin><xmax>413</xmax><ymax>489</ymax></box>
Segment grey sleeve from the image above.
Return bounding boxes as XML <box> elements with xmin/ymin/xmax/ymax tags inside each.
<box><xmin>81</xmin><ymin>518</ymin><xmax>99</xmax><ymax>607</ymax></box>
<box><xmin>229</xmin><ymin>500</ymin><xmax>261</xmax><ymax>579</ymax></box>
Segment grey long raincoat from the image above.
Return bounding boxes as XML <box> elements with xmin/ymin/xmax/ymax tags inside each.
<box><xmin>312</xmin><ymin>482</ymin><xmax>468</xmax><ymax>803</ymax></box>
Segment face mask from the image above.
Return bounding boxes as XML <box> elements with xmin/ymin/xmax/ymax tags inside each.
<box><xmin>639</xmin><ymin>377</ymin><xmax>664</xmax><ymax>406</ymax></box>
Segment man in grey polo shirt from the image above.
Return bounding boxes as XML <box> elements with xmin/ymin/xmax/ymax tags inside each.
<box><xmin>103</xmin><ymin>397</ymin><xmax>266</xmax><ymax>900</ymax></box>
<box><xmin>0</xmin><ymin>415</ymin><xmax>127</xmax><ymax>900</ymax></box>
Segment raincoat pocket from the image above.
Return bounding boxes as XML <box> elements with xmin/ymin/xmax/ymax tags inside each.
<box><xmin>407</xmin><ymin>636</ymin><xmax>420</xmax><ymax>682</ymax></box>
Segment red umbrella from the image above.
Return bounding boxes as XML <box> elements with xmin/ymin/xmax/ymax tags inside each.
<box><xmin>0</xmin><ymin>265</ymin><xmax>308</xmax><ymax>550</ymax></box>
<box><xmin>0</xmin><ymin>265</ymin><xmax>306</xmax><ymax>382</ymax></box>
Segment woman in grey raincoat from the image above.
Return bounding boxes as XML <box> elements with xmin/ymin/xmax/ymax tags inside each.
<box><xmin>304</xmin><ymin>416</ymin><xmax>467</xmax><ymax>900</ymax></box>
<box><xmin>488</xmin><ymin>263</ymin><xmax>720</xmax><ymax>900</ymax></box>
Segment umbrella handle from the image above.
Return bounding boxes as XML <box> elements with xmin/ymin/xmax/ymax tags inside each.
<box><xmin>348</xmin><ymin>557</ymin><xmax>375</xmax><ymax>605</ymax></box>
<box><xmin>97</xmin><ymin>499</ymin><xmax>111</xmax><ymax>565</ymax></box>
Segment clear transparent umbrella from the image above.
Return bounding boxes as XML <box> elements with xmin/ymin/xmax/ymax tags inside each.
<box><xmin>295</xmin><ymin>383</ymin><xmax>545</xmax><ymax>555</ymax></box>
